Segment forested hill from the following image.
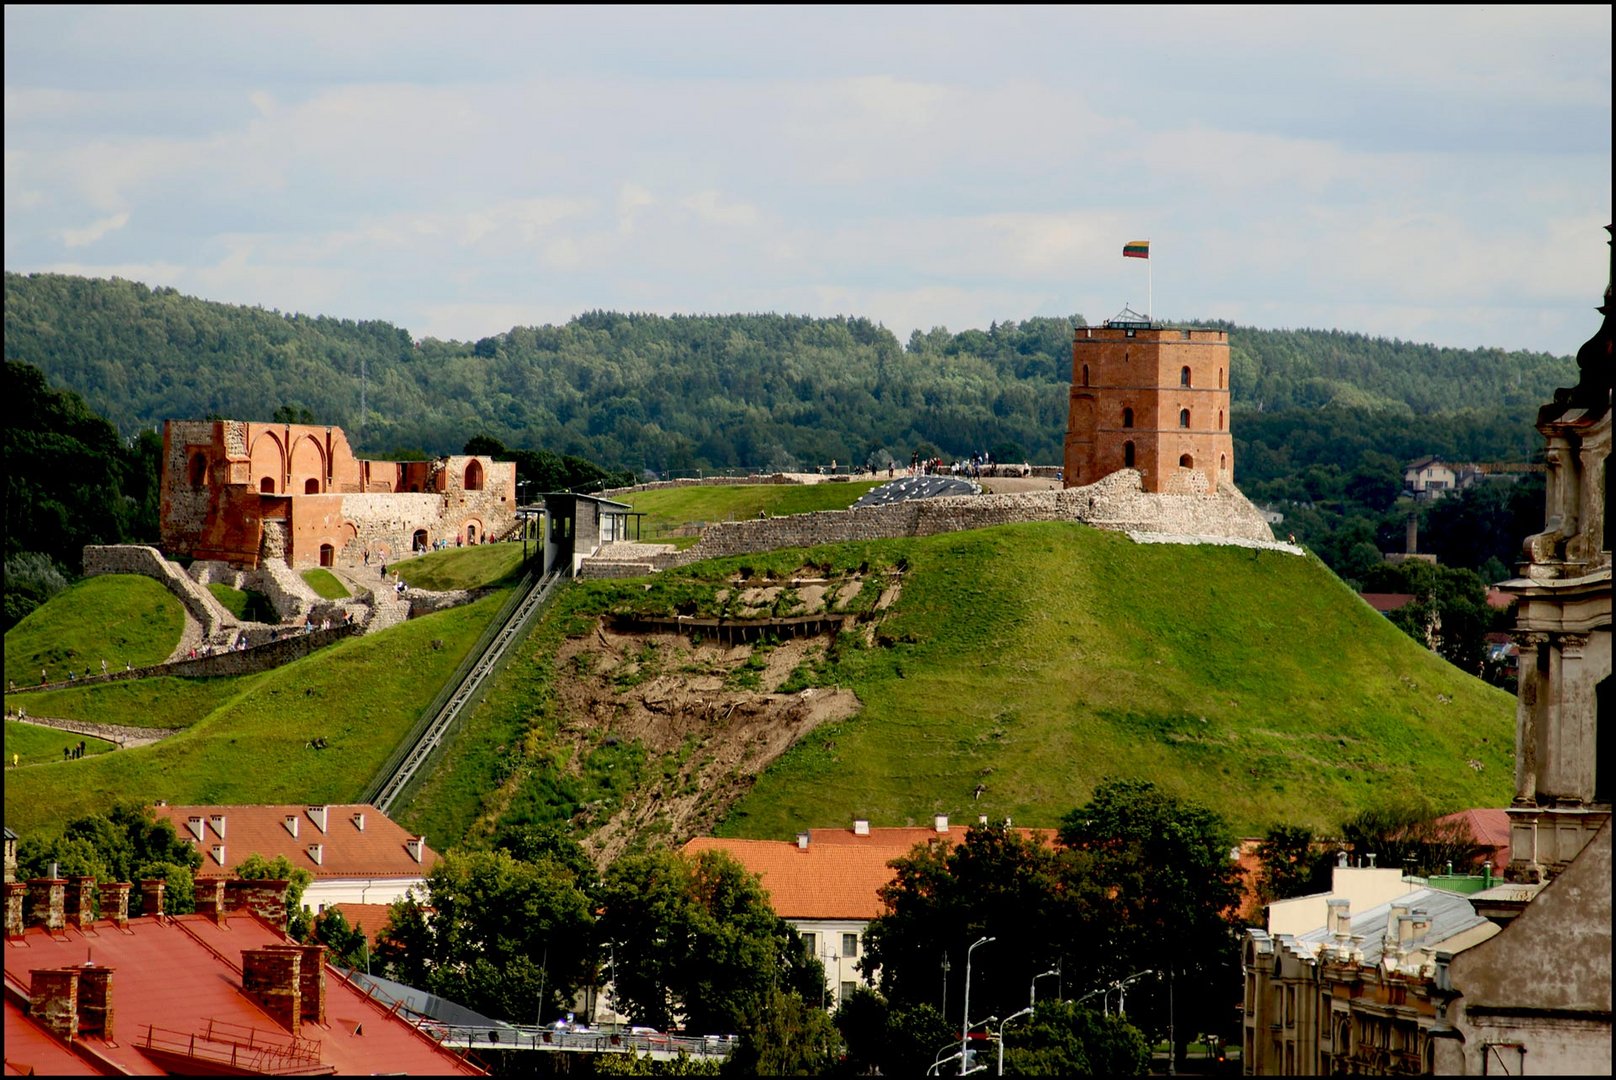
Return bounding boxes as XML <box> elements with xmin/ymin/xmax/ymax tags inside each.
<box><xmin>4</xmin><ymin>272</ymin><xmax>1576</xmax><ymax>473</ymax></box>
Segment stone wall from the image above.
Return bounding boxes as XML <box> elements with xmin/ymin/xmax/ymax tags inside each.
<box><xmin>83</xmin><ymin>545</ymin><xmax>234</xmax><ymax>641</ymax></box>
<box><xmin>604</xmin><ymin>473</ymin><xmax>805</xmax><ymax>497</ymax></box>
<box><xmin>662</xmin><ymin>471</ymin><xmax>1274</xmax><ymax>569</ymax></box>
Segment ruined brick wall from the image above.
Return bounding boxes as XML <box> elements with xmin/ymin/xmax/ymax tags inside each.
<box><xmin>83</xmin><ymin>545</ymin><xmax>232</xmax><ymax>639</ymax></box>
<box><xmin>604</xmin><ymin>474</ymin><xmax>807</xmax><ymax>497</ymax></box>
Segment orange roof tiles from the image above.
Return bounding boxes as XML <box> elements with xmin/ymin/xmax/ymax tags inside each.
<box><xmin>1434</xmin><ymin>807</ymin><xmax>1512</xmax><ymax>872</ymax></box>
<box><xmin>151</xmin><ymin>803</ymin><xmax>439</xmax><ymax>879</ymax></box>
<box><xmin>3</xmin><ymin>912</ymin><xmax>481</xmax><ymax>1076</ymax></box>
<box><xmin>683</xmin><ymin>825</ymin><xmax>1057</xmax><ymax>921</ymax></box>
<box><xmin>327</xmin><ymin>902</ymin><xmax>397</xmax><ymax>946</ymax></box>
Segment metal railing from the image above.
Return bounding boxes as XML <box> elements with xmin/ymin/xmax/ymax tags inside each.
<box><xmin>419</xmin><ymin>1022</ymin><xmax>736</xmax><ymax>1061</ymax></box>
<box><xmin>364</xmin><ymin>565</ymin><xmax>565</xmax><ymax>812</ymax></box>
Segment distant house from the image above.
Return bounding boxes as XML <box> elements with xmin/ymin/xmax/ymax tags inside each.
<box><xmin>2</xmin><ymin>875</ymin><xmax>481</xmax><ymax>1076</ymax></box>
<box><xmin>151</xmin><ymin>802</ymin><xmax>437</xmax><ymax>911</ymax></box>
<box><xmin>1359</xmin><ymin>592</ymin><xmax>1415</xmax><ymax>615</ymax></box>
<box><xmin>1432</xmin><ymin>808</ymin><xmax>1512</xmax><ymax>875</ymax></box>
<box><xmin>1404</xmin><ymin>456</ymin><xmax>1487</xmax><ymax>501</ymax></box>
<box><xmin>683</xmin><ymin>816</ymin><xmax>1055</xmax><ymax>1010</ymax></box>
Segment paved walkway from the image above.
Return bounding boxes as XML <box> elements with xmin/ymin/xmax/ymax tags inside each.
<box><xmin>6</xmin><ymin>713</ymin><xmax>180</xmax><ymax>751</ymax></box>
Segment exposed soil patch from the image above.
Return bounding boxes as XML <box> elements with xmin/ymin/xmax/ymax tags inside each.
<box><xmin>493</xmin><ymin>566</ymin><xmax>899</xmax><ymax>864</ymax></box>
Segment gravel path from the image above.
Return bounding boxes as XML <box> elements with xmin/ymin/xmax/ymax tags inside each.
<box><xmin>6</xmin><ymin>713</ymin><xmax>181</xmax><ymax>748</ymax></box>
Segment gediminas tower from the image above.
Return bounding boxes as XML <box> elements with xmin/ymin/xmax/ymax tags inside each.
<box><xmin>1063</xmin><ymin>318</ymin><xmax>1234</xmax><ymax>494</ymax></box>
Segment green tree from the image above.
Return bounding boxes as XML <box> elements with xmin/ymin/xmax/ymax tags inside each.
<box><xmin>599</xmin><ymin>849</ymin><xmax>824</xmax><ymax>1037</ymax></box>
<box><xmin>1255</xmin><ymin>824</ymin><xmax>1331</xmax><ymax>906</ymax></box>
<box><xmin>14</xmin><ymin>803</ymin><xmax>203</xmax><ymax>916</ymax></box>
<box><xmin>724</xmin><ymin>984</ymin><xmax>839</xmax><ymax>1075</ymax></box>
<box><xmin>308</xmin><ymin>907</ymin><xmax>371</xmax><ymax>971</ymax></box>
<box><xmin>1059</xmin><ymin>779</ymin><xmax>1245</xmax><ymax>1069</ymax></box>
<box><xmin>1000</xmin><ymin>1000</ymin><xmax>1150</xmax><ymax>1076</ymax></box>
<box><xmin>1339</xmin><ymin>800</ymin><xmax>1486</xmax><ymax>877</ymax></box>
<box><xmin>233</xmin><ymin>852</ymin><xmax>316</xmax><ymax>934</ymax></box>
<box><xmin>376</xmin><ymin>848</ymin><xmax>595</xmax><ymax>1025</ymax></box>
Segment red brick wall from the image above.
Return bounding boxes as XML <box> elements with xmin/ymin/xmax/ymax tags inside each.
<box><xmin>1064</xmin><ymin>327</ymin><xmax>1234</xmax><ymax>493</ymax></box>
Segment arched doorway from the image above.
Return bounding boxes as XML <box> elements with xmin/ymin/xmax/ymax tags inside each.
<box><xmin>1180</xmin><ymin>454</ymin><xmax>1194</xmax><ymax>468</ymax></box>
<box><xmin>190</xmin><ymin>454</ymin><xmax>208</xmax><ymax>487</ymax></box>
<box><xmin>305</xmin><ymin>478</ymin><xmax>320</xmax><ymax>494</ymax></box>
<box><xmin>319</xmin><ymin>544</ymin><xmax>335</xmax><ymax>567</ymax></box>
<box><xmin>260</xmin><ymin>477</ymin><xmax>276</xmax><ymax>493</ymax></box>
<box><xmin>413</xmin><ymin>529</ymin><xmax>429</xmax><ymax>553</ymax></box>
<box><xmin>465</xmin><ymin>523</ymin><xmax>478</xmax><ymax>544</ymax></box>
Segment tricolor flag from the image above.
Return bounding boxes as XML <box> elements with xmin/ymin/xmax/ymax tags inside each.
<box><xmin>1123</xmin><ymin>240</ymin><xmax>1150</xmax><ymax>259</ymax></box>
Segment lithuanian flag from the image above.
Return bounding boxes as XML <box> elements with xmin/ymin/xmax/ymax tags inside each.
<box><xmin>1123</xmin><ymin>241</ymin><xmax>1150</xmax><ymax>259</ymax></box>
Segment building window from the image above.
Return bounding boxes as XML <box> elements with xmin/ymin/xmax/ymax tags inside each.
<box><xmin>841</xmin><ymin>981</ymin><xmax>857</xmax><ymax>1003</ymax></box>
<box><xmin>842</xmin><ymin>933</ymin><xmax>858</xmax><ymax>957</ymax></box>
<box><xmin>801</xmin><ymin>932</ymin><xmax>817</xmax><ymax>957</ymax></box>
<box><xmin>1081</xmin><ymin>364</ymin><xmax>1090</xmax><ymax>387</ymax></box>
<box><xmin>319</xmin><ymin>543</ymin><xmax>334</xmax><ymax>567</ymax></box>
<box><xmin>1123</xmin><ymin>441</ymin><xmax>1135</xmax><ymax>468</ymax></box>
<box><xmin>189</xmin><ymin>453</ymin><xmax>208</xmax><ymax>487</ymax></box>
<box><xmin>1181</xmin><ymin>366</ymin><xmax>1192</xmax><ymax>387</ymax></box>
<box><xmin>1179</xmin><ymin>408</ymin><xmax>1191</xmax><ymax>428</ymax></box>
<box><xmin>305</xmin><ymin>478</ymin><xmax>320</xmax><ymax>494</ymax></box>
<box><xmin>1219</xmin><ymin>409</ymin><xmax>1225</xmax><ymax>430</ymax></box>
<box><xmin>260</xmin><ymin>476</ymin><xmax>276</xmax><ymax>494</ymax></box>
<box><xmin>464</xmin><ymin>459</ymin><xmax>484</xmax><ymax>491</ymax></box>
<box><xmin>1219</xmin><ymin>367</ymin><xmax>1225</xmax><ymax>389</ymax></box>
<box><xmin>1122</xmin><ymin>407</ymin><xmax>1134</xmax><ymax>428</ymax></box>
<box><xmin>1180</xmin><ymin>454</ymin><xmax>1194</xmax><ymax>469</ymax></box>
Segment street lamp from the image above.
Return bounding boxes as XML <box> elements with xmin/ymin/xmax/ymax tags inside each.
<box><xmin>997</xmin><ymin>1007</ymin><xmax>1033</xmax><ymax>1076</ymax></box>
<box><xmin>1111</xmin><ymin>970</ymin><xmax>1158</xmax><ymax>1018</ymax></box>
<box><xmin>961</xmin><ymin>937</ymin><xmax>995</xmax><ymax>1075</ymax></box>
<box><xmin>1030</xmin><ymin>967</ymin><xmax>1060</xmax><ymax>1007</ymax></box>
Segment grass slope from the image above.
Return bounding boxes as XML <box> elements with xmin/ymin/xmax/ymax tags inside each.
<box><xmin>723</xmin><ymin>524</ymin><xmax>1514</xmax><ymax>836</ymax></box>
<box><xmin>3</xmin><ymin>677</ymin><xmax>244</xmax><ymax>730</ymax></box>
<box><xmin>391</xmin><ymin>543</ymin><xmax>527</xmax><ymax>591</ymax></box>
<box><xmin>621</xmin><ymin>480</ymin><xmax>884</xmax><ymax>542</ymax></box>
<box><xmin>5</xmin><ymin>576</ymin><xmax>184</xmax><ymax>687</ymax></box>
<box><xmin>3</xmin><ymin>592</ymin><xmax>508</xmax><ymax>837</ymax></box>
<box><xmin>418</xmin><ymin>521</ymin><xmax>1514</xmax><ymax>849</ymax></box>
<box><xmin>301</xmin><ymin>569</ymin><xmax>351</xmax><ymax>600</ymax></box>
<box><xmin>5</xmin><ymin>722</ymin><xmax>115</xmax><ymax>766</ymax></box>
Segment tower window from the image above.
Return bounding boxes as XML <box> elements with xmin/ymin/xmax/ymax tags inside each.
<box><xmin>1180</xmin><ymin>409</ymin><xmax>1191</xmax><ymax>428</ymax></box>
<box><xmin>1181</xmin><ymin>366</ymin><xmax>1192</xmax><ymax>387</ymax></box>
<box><xmin>1219</xmin><ymin>410</ymin><xmax>1225</xmax><ymax>430</ymax></box>
<box><xmin>1122</xmin><ymin>407</ymin><xmax>1134</xmax><ymax>429</ymax></box>
<box><xmin>1180</xmin><ymin>454</ymin><xmax>1194</xmax><ymax>468</ymax></box>
<box><xmin>1124</xmin><ymin>441</ymin><xmax>1136</xmax><ymax>468</ymax></box>
<box><xmin>1082</xmin><ymin>364</ymin><xmax>1090</xmax><ymax>387</ymax></box>
<box><xmin>1219</xmin><ymin>368</ymin><xmax>1225</xmax><ymax>389</ymax></box>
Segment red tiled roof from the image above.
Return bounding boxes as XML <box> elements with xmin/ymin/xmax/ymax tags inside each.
<box><xmin>3</xmin><ymin>1002</ymin><xmax>99</xmax><ymax>1075</ymax></box>
<box><xmin>1484</xmin><ymin>588</ymin><xmax>1514</xmax><ymax>610</ymax></box>
<box><xmin>682</xmin><ymin>825</ymin><xmax>1057</xmax><ymax>921</ymax></box>
<box><xmin>151</xmin><ymin>803</ymin><xmax>438</xmax><ymax>879</ymax></box>
<box><xmin>327</xmin><ymin>902</ymin><xmax>397</xmax><ymax>946</ymax></box>
<box><xmin>1360</xmin><ymin>592</ymin><xmax>1415</xmax><ymax>613</ymax></box>
<box><xmin>3</xmin><ymin>912</ymin><xmax>481</xmax><ymax>1076</ymax></box>
<box><xmin>1434</xmin><ymin>808</ymin><xmax>1511</xmax><ymax>871</ymax></box>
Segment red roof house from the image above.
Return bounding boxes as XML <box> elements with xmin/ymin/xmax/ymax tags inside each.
<box><xmin>151</xmin><ymin>803</ymin><xmax>438</xmax><ymax>911</ymax></box>
<box><xmin>3</xmin><ymin>875</ymin><xmax>480</xmax><ymax>1076</ymax></box>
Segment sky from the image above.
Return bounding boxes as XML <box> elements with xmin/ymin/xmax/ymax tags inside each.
<box><xmin>5</xmin><ymin>5</ymin><xmax>1611</xmax><ymax>356</ymax></box>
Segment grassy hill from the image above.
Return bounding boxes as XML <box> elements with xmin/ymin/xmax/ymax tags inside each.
<box><xmin>5</xmin><ymin>576</ymin><xmax>184</xmax><ymax>687</ymax></box>
<box><xmin>3</xmin><ymin>591</ymin><xmax>509</xmax><ymax>837</ymax></box>
<box><xmin>621</xmin><ymin>479</ymin><xmax>886</xmax><ymax>545</ymax></box>
<box><xmin>402</xmin><ymin>521</ymin><xmax>1514</xmax><ymax>850</ymax></box>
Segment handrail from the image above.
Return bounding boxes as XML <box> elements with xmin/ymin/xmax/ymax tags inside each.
<box><xmin>368</xmin><ymin>566</ymin><xmax>567</xmax><ymax>813</ymax></box>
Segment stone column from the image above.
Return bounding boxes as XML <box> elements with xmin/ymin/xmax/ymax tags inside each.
<box><xmin>27</xmin><ymin>878</ymin><xmax>66</xmax><ymax>931</ymax></box>
<box><xmin>65</xmin><ymin>875</ymin><xmax>97</xmax><ymax>929</ymax></box>
<box><xmin>4</xmin><ymin>881</ymin><xmax>26</xmax><ymax>937</ymax></box>
<box><xmin>29</xmin><ymin>968</ymin><xmax>80</xmax><ymax>1040</ymax></box>
<box><xmin>101</xmin><ymin>882</ymin><xmax>132</xmax><ymax>929</ymax></box>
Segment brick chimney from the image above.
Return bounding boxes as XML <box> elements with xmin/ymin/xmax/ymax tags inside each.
<box><xmin>224</xmin><ymin>879</ymin><xmax>289</xmax><ymax>928</ymax></box>
<box><xmin>78</xmin><ymin>966</ymin><xmax>115</xmax><ymax>1040</ymax></box>
<box><xmin>139</xmin><ymin>878</ymin><xmax>166</xmax><ymax>918</ymax></box>
<box><xmin>65</xmin><ymin>875</ymin><xmax>97</xmax><ymax>930</ymax></box>
<box><xmin>196</xmin><ymin>877</ymin><xmax>227</xmax><ymax>922</ymax></box>
<box><xmin>5</xmin><ymin>881</ymin><xmax>27</xmax><ymax>937</ymax></box>
<box><xmin>242</xmin><ymin>948</ymin><xmax>302</xmax><ymax>1035</ymax></box>
<box><xmin>101</xmin><ymin>882</ymin><xmax>132</xmax><ymax>929</ymax></box>
<box><xmin>30</xmin><ymin>968</ymin><xmax>80</xmax><ymax>1040</ymax></box>
<box><xmin>306</xmin><ymin>805</ymin><xmax>328</xmax><ymax>834</ymax></box>
<box><xmin>268</xmin><ymin>943</ymin><xmax>328</xmax><ymax>1026</ymax></box>
<box><xmin>27</xmin><ymin>877</ymin><xmax>67</xmax><ymax>931</ymax></box>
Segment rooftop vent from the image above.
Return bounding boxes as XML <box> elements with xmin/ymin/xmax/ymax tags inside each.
<box><xmin>186</xmin><ymin>816</ymin><xmax>206</xmax><ymax>842</ymax></box>
<box><xmin>306</xmin><ymin>843</ymin><xmax>323</xmax><ymax>866</ymax></box>
<box><xmin>210</xmin><ymin>844</ymin><xmax>226</xmax><ymax>866</ymax></box>
<box><xmin>405</xmin><ymin>836</ymin><xmax>425</xmax><ymax>863</ymax></box>
<box><xmin>853</xmin><ymin>819</ymin><xmax>870</xmax><ymax>836</ymax></box>
<box><xmin>796</xmin><ymin>833</ymin><xmax>809</xmax><ymax>851</ymax></box>
<box><xmin>208</xmin><ymin>814</ymin><xmax>226</xmax><ymax>839</ymax></box>
<box><xmin>284</xmin><ymin>814</ymin><xmax>299</xmax><ymax>838</ymax></box>
<box><xmin>306</xmin><ymin>806</ymin><xmax>328</xmax><ymax>834</ymax></box>
<box><xmin>934</xmin><ymin>815</ymin><xmax>948</xmax><ymax>833</ymax></box>
<box><xmin>351</xmin><ymin>811</ymin><xmax>366</xmax><ymax>832</ymax></box>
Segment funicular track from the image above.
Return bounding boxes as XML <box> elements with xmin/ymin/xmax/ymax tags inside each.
<box><xmin>366</xmin><ymin>566</ymin><xmax>565</xmax><ymax>814</ymax></box>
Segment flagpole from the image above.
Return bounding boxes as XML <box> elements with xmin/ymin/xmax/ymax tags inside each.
<box><xmin>1148</xmin><ymin>246</ymin><xmax>1153</xmax><ymax>324</ymax></box>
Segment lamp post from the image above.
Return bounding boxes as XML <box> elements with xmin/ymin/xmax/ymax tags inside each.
<box><xmin>961</xmin><ymin>936</ymin><xmax>995</xmax><ymax>1074</ymax></box>
<box><xmin>1030</xmin><ymin>967</ymin><xmax>1059</xmax><ymax>1007</ymax></box>
<box><xmin>997</xmin><ymin>1007</ymin><xmax>1033</xmax><ymax>1076</ymax></box>
<box><xmin>1111</xmin><ymin>970</ymin><xmax>1157</xmax><ymax>1017</ymax></box>
<box><xmin>941</xmin><ymin>952</ymin><xmax>952</xmax><ymax>1015</ymax></box>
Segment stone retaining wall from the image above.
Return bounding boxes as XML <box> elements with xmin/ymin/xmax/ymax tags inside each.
<box><xmin>83</xmin><ymin>545</ymin><xmax>234</xmax><ymax>641</ymax></box>
<box><xmin>16</xmin><ymin>624</ymin><xmax>359</xmax><ymax>693</ymax></box>
<box><xmin>603</xmin><ymin>473</ymin><xmax>805</xmax><ymax>497</ymax></box>
<box><xmin>662</xmin><ymin>471</ymin><xmax>1275</xmax><ymax>568</ymax></box>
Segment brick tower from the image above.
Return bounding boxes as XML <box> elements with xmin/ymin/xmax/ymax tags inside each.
<box><xmin>1063</xmin><ymin>320</ymin><xmax>1234</xmax><ymax>494</ymax></box>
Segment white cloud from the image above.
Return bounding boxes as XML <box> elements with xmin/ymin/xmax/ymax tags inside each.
<box><xmin>61</xmin><ymin>211</ymin><xmax>130</xmax><ymax>248</ymax></box>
